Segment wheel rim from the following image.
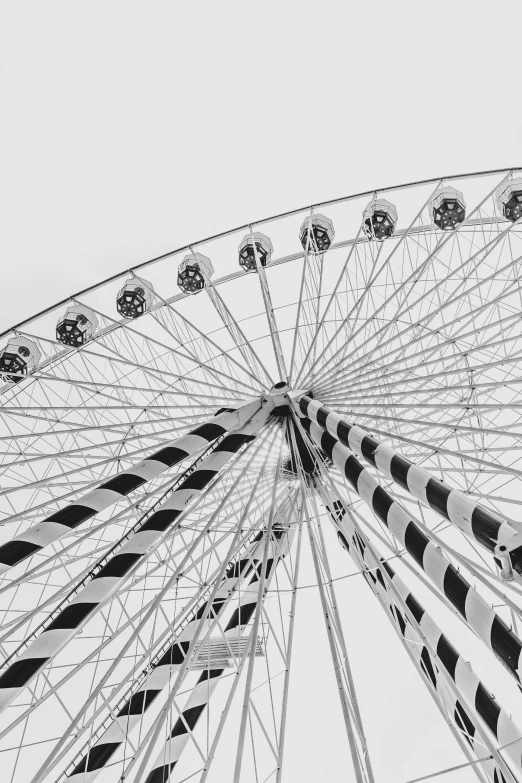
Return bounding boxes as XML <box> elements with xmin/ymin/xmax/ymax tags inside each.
<box><xmin>1</xmin><ymin>168</ymin><xmax>522</xmax><ymax>783</ymax></box>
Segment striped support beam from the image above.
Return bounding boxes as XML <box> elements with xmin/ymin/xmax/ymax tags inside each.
<box><xmin>0</xmin><ymin>399</ymin><xmax>262</xmax><ymax>575</ymax></box>
<box><xmin>0</xmin><ymin>405</ymin><xmax>270</xmax><ymax>717</ymax></box>
<box><xmin>147</xmin><ymin>669</ymin><xmax>222</xmax><ymax>783</ymax></box>
<box><xmin>294</xmin><ymin>394</ymin><xmax>522</xmax><ymax>573</ymax></box>
<box><xmin>300</xmin><ymin>416</ymin><xmax>522</xmax><ymax>688</ymax></box>
<box><xmin>144</xmin><ymin>517</ymin><xmax>297</xmax><ymax>783</ymax></box>
<box><xmin>67</xmin><ymin>528</ymin><xmax>270</xmax><ymax>782</ymax></box>
<box><xmin>323</xmin><ymin>496</ymin><xmax>522</xmax><ymax>783</ymax></box>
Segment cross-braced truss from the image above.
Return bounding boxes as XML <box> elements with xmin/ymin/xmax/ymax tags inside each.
<box><xmin>2</xmin><ymin>169</ymin><xmax>522</xmax><ymax>782</ymax></box>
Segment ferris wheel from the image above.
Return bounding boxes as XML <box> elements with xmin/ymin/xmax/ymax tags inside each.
<box><xmin>1</xmin><ymin>168</ymin><xmax>522</xmax><ymax>783</ymax></box>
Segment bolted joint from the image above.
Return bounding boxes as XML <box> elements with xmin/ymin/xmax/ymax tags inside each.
<box><xmin>495</xmin><ymin>543</ymin><xmax>514</xmax><ymax>581</ymax></box>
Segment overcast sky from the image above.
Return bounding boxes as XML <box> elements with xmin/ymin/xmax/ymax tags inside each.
<box><xmin>1</xmin><ymin>3</ymin><xmax>522</xmax><ymax>782</ymax></box>
<box><xmin>1</xmin><ymin>0</ymin><xmax>521</xmax><ymax>332</ymax></box>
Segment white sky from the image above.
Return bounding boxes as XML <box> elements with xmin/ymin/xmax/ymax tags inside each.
<box><xmin>1</xmin><ymin>2</ymin><xmax>522</xmax><ymax>782</ymax></box>
<box><xmin>1</xmin><ymin>0</ymin><xmax>521</xmax><ymax>332</ymax></box>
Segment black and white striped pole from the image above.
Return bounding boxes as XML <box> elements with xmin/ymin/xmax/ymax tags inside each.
<box><xmin>293</xmin><ymin>393</ymin><xmax>522</xmax><ymax>579</ymax></box>
<box><xmin>0</xmin><ymin>398</ymin><xmax>263</xmax><ymax>575</ymax></box>
<box><xmin>297</xmin><ymin>414</ymin><xmax>522</xmax><ymax>690</ymax></box>
<box><xmin>319</xmin><ymin>489</ymin><xmax>522</xmax><ymax>783</ymax></box>
<box><xmin>0</xmin><ymin>401</ymin><xmax>273</xmax><ymax>717</ymax></box>
<box><xmin>142</xmin><ymin>501</ymin><xmax>297</xmax><ymax>783</ymax></box>
<box><xmin>33</xmin><ymin>424</ymin><xmax>281</xmax><ymax>783</ymax></box>
<box><xmin>66</xmin><ymin>523</ymin><xmax>274</xmax><ymax>782</ymax></box>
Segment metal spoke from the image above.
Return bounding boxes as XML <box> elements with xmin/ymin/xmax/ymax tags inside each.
<box><xmin>4</xmin><ymin>169</ymin><xmax>522</xmax><ymax>783</ymax></box>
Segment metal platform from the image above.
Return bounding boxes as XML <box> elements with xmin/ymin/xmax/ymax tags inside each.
<box><xmin>191</xmin><ymin>635</ymin><xmax>265</xmax><ymax>669</ymax></box>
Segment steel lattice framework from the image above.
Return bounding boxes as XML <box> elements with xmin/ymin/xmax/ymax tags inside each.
<box><xmin>1</xmin><ymin>169</ymin><xmax>522</xmax><ymax>782</ymax></box>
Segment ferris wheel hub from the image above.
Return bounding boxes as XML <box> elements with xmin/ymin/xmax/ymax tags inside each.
<box><xmin>266</xmin><ymin>381</ymin><xmax>291</xmax><ymax>416</ymax></box>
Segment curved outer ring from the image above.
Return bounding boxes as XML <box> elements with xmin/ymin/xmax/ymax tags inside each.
<box><xmin>1</xmin><ymin>168</ymin><xmax>519</xmax><ymax>344</ymax></box>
